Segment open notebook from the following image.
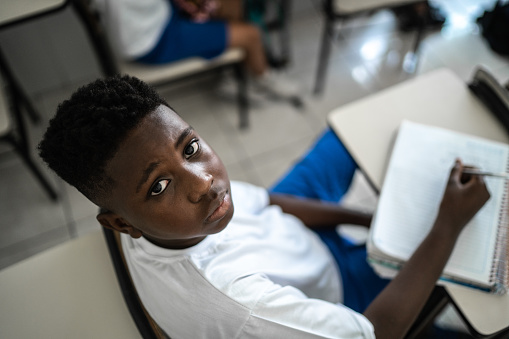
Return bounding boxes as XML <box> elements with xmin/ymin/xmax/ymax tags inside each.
<box><xmin>367</xmin><ymin>120</ymin><xmax>509</xmax><ymax>294</ymax></box>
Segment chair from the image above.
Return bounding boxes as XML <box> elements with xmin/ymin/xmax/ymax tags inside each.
<box><xmin>0</xmin><ymin>54</ymin><xmax>58</xmax><ymax>201</ymax></box>
<box><xmin>468</xmin><ymin>66</ymin><xmax>509</xmax><ymax>136</ymax></box>
<box><xmin>102</xmin><ymin>226</ymin><xmax>169</xmax><ymax>339</ymax></box>
<box><xmin>313</xmin><ymin>0</ymin><xmax>425</xmax><ymax>95</ymax></box>
<box><xmin>70</xmin><ymin>0</ymin><xmax>249</xmax><ymax>128</ymax></box>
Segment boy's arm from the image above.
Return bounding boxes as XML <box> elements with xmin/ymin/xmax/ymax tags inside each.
<box><xmin>363</xmin><ymin>160</ymin><xmax>491</xmax><ymax>339</ymax></box>
<box><xmin>268</xmin><ymin>194</ymin><xmax>372</xmax><ymax>228</ymax></box>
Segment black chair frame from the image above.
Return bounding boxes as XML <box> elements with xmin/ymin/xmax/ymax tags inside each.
<box><xmin>103</xmin><ymin>226</ymin><xmax>167</xmax><ymax>339</ymax></box>
<box><xmin>0</xmin><ymin>48</ymin><xmax>58</xmax><ymax>201</ymax></box>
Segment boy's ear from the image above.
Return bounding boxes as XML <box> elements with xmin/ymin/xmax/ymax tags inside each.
<box><xmin>96</xmin><ymin>210</ymin><xmax>143</xmax><ymax>239</ymax></box>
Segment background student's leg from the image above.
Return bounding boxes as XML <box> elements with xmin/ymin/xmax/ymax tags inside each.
<box><xmin>270</xmin><ymin>129</ymin><xmax>389</xmax><ymax>313</ymax></box>
<box><xmin>213</xmin><ymin>0</ymin><xmax>243</xmax><ymax>22</ymax></box>
<box><xmin>138</xmin><ymin>6</ymin><xmax>228</xmax><ymax>64</ymax></box>
<box><xmin>214</xmin><ymin>0</ymin><xmax>267</xmax><ymax>76</ymax></box>
<box><xmin>228</xmin><ymin>22</ymin><xmax>267</xmax><ymax>76</ymax></box>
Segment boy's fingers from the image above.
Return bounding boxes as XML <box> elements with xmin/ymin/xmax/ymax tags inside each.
<box><xmin>451</xmin><ymin>160</ymin><xmax>484</xmax><ymax>186</ymax></box>
<box><xmin>450</xmin><ymin>158</ymin><xmax>463</xmax><ymax>182</ymax></box>
<box><xmin>463</xmin><ymin>171</ymin><xmax>490</xmax><ymax>202</ymax></box>
<box><xmin>470</xmin><ymin>171</ymin><xmax>487</xmax><ymax>187</ymax></box>
<box><xmin>448</xmin><ymin>159</ymin><xmax>490</xmax><ymax>204</ymax></box>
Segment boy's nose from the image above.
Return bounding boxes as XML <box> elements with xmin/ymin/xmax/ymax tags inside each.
<box><xmin>187</xmin><ymin>171</ymin><xmax>213</xmax><ymax>203</ymax></box>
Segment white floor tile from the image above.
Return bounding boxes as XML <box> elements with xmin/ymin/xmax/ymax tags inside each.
<box><xmin>250</xmin><ymin>134</ymin><xmax>318</xmax><ymax>188</ymax></box>
<box><xmin>420</xmin><ymin>30</ymin><xmax>509</xmax><ymax>82</ymax></box>
<box><xmin>62</xmin><ymin>182</ymin><xmax>100</xmax><ymax>223</ymax></box>
<box><xmin>229</xmin><ymin>101</ymin><xmax>317</xmax><ymax>159</ymax></box>
<box><xmin>225</xmin><ymin>161</ymin><xmax>263</xmax><ymax>187</ymax></box>
<box><xmin>0</xmin><ymin>159</ymin><xmax>66</xmax><ymax>249</ymax></box>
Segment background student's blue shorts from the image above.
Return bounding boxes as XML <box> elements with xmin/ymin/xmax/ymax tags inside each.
<box><xmin>137</xmin><ymin>5</ymin><xmax>228</xmax><ymax>64</ymax></box>
<box><xmin>270</xmin><ymin>129</ymin><xmax>390</xmax><ymax>313</ymax></box>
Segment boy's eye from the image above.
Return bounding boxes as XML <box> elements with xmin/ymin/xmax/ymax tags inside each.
<box><xmin>151</xmin><ymin>179</ymin><xmax>169</xmax><ymax>196</ymax></box>
<box><xmin>184</xmin><ymin>140</ymin><xmax>200</xmax><ymax>159</ymax></box>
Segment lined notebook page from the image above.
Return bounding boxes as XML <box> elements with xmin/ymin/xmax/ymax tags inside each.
<box><xmin>372</xmin><ymin>121</ymin><xmax>509</xmax><ymax>285</ymax></box>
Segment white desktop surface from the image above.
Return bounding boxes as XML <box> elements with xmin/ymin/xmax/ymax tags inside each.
<box><xmin>0</xmin><ymin>230</ymin><xmax>141</xmax><ymax>339</ymax></box>
<box><xmin>328</xmin><ymin>68</ymin><xmax>509</xmax><ymax>335</ymax></box>
<box><xmin>1</xmin><ymin>0</ymin><xmax>66</xmax><ymax>26</ymax></box>
<box><xmin>329</xmin><ymin>68</ymin><xmax>509</xmax><ymax>190</ymax></box>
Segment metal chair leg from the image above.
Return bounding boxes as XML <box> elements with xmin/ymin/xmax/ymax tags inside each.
<box><xmin>405</xmin><ymin>286</ymin><xmax>450</xmax><ymax>339</ymax></box>
<box><xmin>233</xmin><ymin>63</ymin><xmax>249</xmax><ymax>129</ymax></box>
<box><xmin>6</xmin><ymin>134</ymin><xmax>58</xmax><ymax>201</ymax></box>
<box><xmin>0</xmin><ymin>48</ymin><xmax>42</xmax><ymax>124</ymax></box>
<box><xmin>18</xmin><ymin>88</ymin><xmax>42</xmax><ymax>123</ymax></box>
<box><xmin>403</xmin><ymin>19</ymin><xmax>425</xmax><ymax>73</ymax></box>
<box><xmin>314</xmin><ymin>16</ymin><xmax>334</xmax><ymax>95</ymax></box>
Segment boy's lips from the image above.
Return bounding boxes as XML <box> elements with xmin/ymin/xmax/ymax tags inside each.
<box><xmin>206</xmin><ymin>191</ymin><xmax>231</xmax><ymax>223</ymax></box>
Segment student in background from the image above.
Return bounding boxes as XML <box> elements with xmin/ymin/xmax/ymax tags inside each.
<box><xmin>94</xmin><ymin>0</ymin><xmax>299</xmax><ymax>99</ymax></box>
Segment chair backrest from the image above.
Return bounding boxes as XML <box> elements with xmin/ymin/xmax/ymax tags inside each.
<box><xmin>102</xmin><ymin>226</ymin><xmax>169</xmax><ymax>339</ymax></box>
<box><xmin>468</xmin><ymin>66</ymin><xmax>509</xmax><ymax>135</ymax></box>
<box><xmin>119</xmin><ymin>48</ymin><xmax>244</xmax><ymax>87</ymax></box>
<box><xmin>330</xmin><ymin>0</ymin><xmax>423</xmax><ymax>16</ymax></box>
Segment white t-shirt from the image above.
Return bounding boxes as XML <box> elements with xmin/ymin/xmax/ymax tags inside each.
<box><xmin>93</xmin><ymin>0</ymin><xmax>170</xmax><ymax>59</ymax></box>
<box><xmin>122</xmin><ymin>181</ymin><xmax>375</xmax><ymax>338</ymax></box>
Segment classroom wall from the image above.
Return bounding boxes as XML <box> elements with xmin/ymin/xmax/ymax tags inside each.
<box><xmin>0</xmin><ymin>6</ymin><xmax>101</xmax><ymax>96</ymax></box>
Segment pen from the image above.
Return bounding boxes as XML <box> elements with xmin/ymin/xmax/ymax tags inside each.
<box><xmin>462</xmin><ymin>169</ymin><xmax>509</xmax><ymax>179</ymax></box>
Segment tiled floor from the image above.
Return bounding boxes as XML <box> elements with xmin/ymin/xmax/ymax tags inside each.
<box><xmin>1</xmin><ymin>0</ymin><xmax>508</xmax><ymax>275</ymax></box>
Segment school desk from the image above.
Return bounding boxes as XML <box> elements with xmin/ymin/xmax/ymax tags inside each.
<box><xmin>0</xmin><ymin>0</ymin><xmax>67</xmax><ymax>28</ymax></box>
<box><xmin>328</xmin><ymin>67</ymin><xmax>509</xmax><ymax>337</ymax></box>
<box><xmin>0</xmin><ymin>230</ymin><xmax>141</xmax><ymax>338</ymax></box>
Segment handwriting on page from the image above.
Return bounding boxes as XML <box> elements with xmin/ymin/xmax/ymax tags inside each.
<box><xmin>373</xmin><ymin>121</ymin><xmax>508</xmax><ymax>284</ymax></box>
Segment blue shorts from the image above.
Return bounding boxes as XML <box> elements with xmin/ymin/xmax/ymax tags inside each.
<box><xmin>270</xmin><ymin>129</ymin><xmax>390</xmax><ymax>313</ymax></box>
<box><xmin>137</xmin><ymin>4</ymin><xmax>228</xmax><ymax>64</ymax></box>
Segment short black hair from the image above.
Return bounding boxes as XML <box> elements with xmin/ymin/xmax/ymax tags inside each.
<box><xmin>38</xmin><ymin>75</ymin><xmax>169</xmax><ymax>205</ymax></box>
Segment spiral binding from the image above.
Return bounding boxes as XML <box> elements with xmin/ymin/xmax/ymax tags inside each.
<box><xmin>490</xmin><ymin>162</ymin><xmax>509</xmax><ymax>295</ymax></box>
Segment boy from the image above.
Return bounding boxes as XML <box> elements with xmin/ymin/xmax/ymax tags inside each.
<box><xmin>39</xmin><ymin>75</ymin><xmax>489</xmax><ymax>338</ymax></box>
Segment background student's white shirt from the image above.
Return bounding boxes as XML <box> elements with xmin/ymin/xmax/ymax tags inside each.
<box><xmin>93</xmin><ymin>0</ymin><xmax>170</xmax><ymax>59</ymax></box>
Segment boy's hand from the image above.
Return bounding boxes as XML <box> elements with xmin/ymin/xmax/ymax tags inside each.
<box><xmin>434</xmin><ymin>159</ymin><xmax>490</xmax><ymax>238</ymax></box>
<box><xmin>365</xmin><ymin>159</ymin><xmax>490</xmax><ymax>339</ymax></box>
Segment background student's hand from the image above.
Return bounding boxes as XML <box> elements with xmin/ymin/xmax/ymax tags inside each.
<box><xmin>434</xmin><ymin>159</ymin><xmax>490</xmax><ymax>238</ymax></box>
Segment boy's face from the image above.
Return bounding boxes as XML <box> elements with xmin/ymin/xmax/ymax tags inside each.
<box><xmin>97</xmin><ymin>105</ymin><xmax>233</xmax><ymax>249</ymax></box>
